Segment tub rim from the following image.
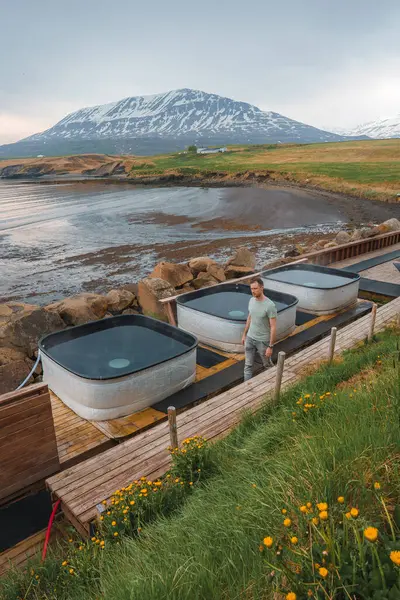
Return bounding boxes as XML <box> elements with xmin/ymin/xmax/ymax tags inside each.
<box><xmin>176</xmin><ymin>283</ymin><xmax>299</xmax><ymax>322</ymax></box>
<box><xmin>261</xmin><ymin>263</ymin><xmax>360</xmax><ymax>290</ymax></box>
<box><xmin>39</xmin><ymin>314</ymin><xmax>198</xmax><ymax>381</ymax></box>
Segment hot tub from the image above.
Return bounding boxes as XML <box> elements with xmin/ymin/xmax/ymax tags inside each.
<box><xmin>176</xmin><ymin>283</ymin><xmax>298</xmax><ymax>353</ymax></box>
<box><xmin>261</xmin><ymin>264</ymin><xmax>360</xmax><ymax>315</ymax></box>
<box><xmin>39</xmin><ymin>315</ymin><xmax>197</xmax><ymax>421</ymax></box>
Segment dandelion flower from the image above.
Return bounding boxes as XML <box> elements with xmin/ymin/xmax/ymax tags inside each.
<box><xmin>282</xmin><ymin>508</ymin><xmax>287</xmax><ymax>515</ymax></box>
<box><xmin>252</xmin><ymin>484</ymin><xmax>257</xmax><ymax>488</ymax></box>
<box><xmin>263</xmin><ymin>536</ymin><xmax>274</xmax><ymax>548</ymax></box>
<box><xmin>350</xmin><ymin>508</ymin><xmax>359</xmax><ymax>518</ymax></box>
<box><xmin>364</xmin><ymin>527</ymin><xmax>378</xmax><ymax>542</ymax></box>
<box><xmin>317</xmin><ymin>502</ymin><xmax>328</xmax><ymax>511</ymax></box>
<box><xmin>290</xmin><ymin>536</ymin><xmax>298</xmax><ymax>545</ymax></box>
<box><xmin>114</xmin><ymin>532</ymin><xmax>119</xmax><ymax>537</ymax></box>
<box><xmin>345</xmin><ymin>512</ymin><xmax>351</xmax><ymax>520</ymax></box>
<box><xmin>300</xmin><ymin>505</ymin><xmax>307</xmax><ymax>514</ymax></box>
<box><xmin>306</xmin><ymin>502</ymin><xmax>312</xmax><ymax>509</ymax></box>
<box><xmin>390</xmin><ymin>551</ymin><xmax>400</xmax><ymax>566</ymax></box>
<box><xmin>62</xmin><ymin>560</ymin><xmax>68</xmax><ymax>566</ymax></box>
<box><xmin>69</xmin><ymin>568</ymin><xmax>74</xmax><ymax>575</ymax></box>
<box><xmin>319</xmin><ymin>567</ymin><xmax>328</xmax><ymax>578</ymax></box>
<box><xmin>283</xmin><ymin>518</ymin><xmax>292</xmax><ymax>527</ymax></box>
<box><xmin>130</xmin><ymin>500</ymin><xmax>135</xmax><ymax>505</ymax></box>
<box><xmin>312</xmin><ymin>517</ymin><xmax>319</xmax><ymax>525</ymax></box>
<box><xmin>100</xmin><ymin>540</ymin><xmax>105</xmax><ymax>547</ymax></box>
<box><xmin>337</xmin><ymin>496</ymin><xmax>344</xmax><ymax>504</ymax></box>
<box><xmin>319</xmin><ymin>510</ymin><xmax>328</xmax><ymax>521</ymax></box>
<box><xmin>374</xmin><ymin>482</ymin><xmax>381</xmax><ymax>490</ymax></box>
<box><xmin>286</xmin><ymin>593</ymin><xmax>297</xmax><ymax>600</ymax></box>
<box><xmin>307</xmin><ymin>591</ymin><xmax>313</xmax><ymax>597</ymax></box>
<box><xmin>111</xmin><ymin>521</ymin><xmax>117</xmax><ymax>526</ymax></box>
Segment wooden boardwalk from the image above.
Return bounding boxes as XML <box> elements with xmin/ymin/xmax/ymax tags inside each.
<box><xmin>331</xmin><ymin>242</ymin><xmax>400</xmax><ymax>272</ymax></box>
<box><xmin>46</xmin><ymin>295</ymin><xmax>400</xmax><ymax>536</ymax></box>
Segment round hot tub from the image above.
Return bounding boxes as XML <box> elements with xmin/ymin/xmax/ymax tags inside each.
<box><xmin>261</xmin><ymin>264</ymin><xmax>360</xmax><ymax>314</ymax></box>
<box><xmin>39</xmin><ymin>315</ymin><xmax>197</xmax><ymax>420</ymax></box>
<box><xmin>176</xmin><ymin>283</ymin><xmax>298</xmax><ymax>353</ymax></box>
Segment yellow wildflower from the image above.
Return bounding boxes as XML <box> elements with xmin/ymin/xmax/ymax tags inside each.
<box><xmin>282</xmin><ymin>508</ymin><xmax>287</xmax><ymax>515</ymax></box>
<box><xmin>345</xmin><ymin>512</ymin><xmax>352</xmax><ymax>519</ymax></box>
<box><xmin>312</xmin><ymin>517</ymin><xmax>319</xmax><ymax>525</ymax></box>
<box><xmin>350</xmin><ymin>508</ymin><xmax>359</xmax><ymax>518</ymax></box>
<box><xmin>130</xmin><ymin>500</ymin><xmax>135</xmax><ymax>505</ymax></box>
<box><xmin>307</xmin><ymin>591</ymin><xmax>313</xmax><ymax>597</ymax></box>
<box><xmin>62</xmin><ymin>560</ymin><xmax>68</xmax><ymax>566</ymax></box>
<box><xmin>252</xmin><ymin>484</ymin><xmax>257</xmax><ymax>488</ymax></box>
<box><xmin>364</xmin><ymin>527</ymin><xmax>378</xmax><ymax>543</ymax></box>
<box><xmin>140</xmin><ymin>488</ymin><xmax>147</xmax><ymax>494</ymax></box>
<box><xmin>100</xmin><ymin>540</ymin><xmax>105</xmax><ymax>547</ymax></box>
<box><xmin>111</xmin><ymin>521</ymin><xmax>117</xmax><ymax>526</ymax></box>
<box><xmin>300</xmin><ymin>505</ymin><xmax>307</xmax><ymax>514</ymax></box>
<box><xmin>69</xmin><ymin>568</ymin><xmax>74</xmax><ymax>575</ymax></box>
<box><xmin>258</xmin><ymin>544</ymin><xmax>264</xmax><ymax>552</ymax></box>
<box><xmin>290</xmin><ymin>536</ymin><xmax>298</xmax><ymax>545</ymax></box>
<box><xmin>283</xmin><ymin>518</ymin><xmax>292</xmax><ymax>527</ymax></box>
<box><xmin>114</xmin><ymin>532</ymin><xmax>119</xmax><ymax>537</ymax></box>
<box><xmin>286</xmin><ymin>593</ymin><xmax>297</xmax><ymax>600</ymax></box>
<box><xmin>319</xmin><ymin>567</ymin><xmax>328</xmax><ymax>578</ymax></box>
<box><xmin>390</xmin><ymin>551</ymin><xmax>400</xmax><ymax>566</ymax></box>
<box><xmin>263</xmin><ymin>536</ymin><xmax>274</xmax><ymax>548</ymax></box>
<box><xmin>337</xmin><ymin>496</ymin><xmax>344</xmax><ymax>504</ymax></box>
<box><xmin>317</xmin><ymin>502</ymin><xmax>328</xmax><ymax>511</ymax></box>
<box><xmin>319</xmin><ymin>510</ymin><xmax>328</xmax><ymax>521</ymax></box>
<box><xmin>306</xmin><ymin>502</ymin><xmax>312</xmax><ymax>509</ymax></box>
<box><xmin>374</xmin><ymin>482</ymin><xmax>381</xmax><ymax>490</ymax></box>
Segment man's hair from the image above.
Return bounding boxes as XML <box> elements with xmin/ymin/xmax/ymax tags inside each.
<box><xmin>250</xmin><ymin>277</ymin><xmax>264</xmax><ymax>286</ymax></box>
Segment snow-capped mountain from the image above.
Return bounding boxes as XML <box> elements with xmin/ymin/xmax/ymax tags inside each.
<box><xmin>0</xmin><ymin>89</ymin><xmax>366</xmax><ymax>157</ymax></box>
<box><xmin>348</xmin><ymin>114</ymin><xmax>400</xmax><ymax>139</ymax></box>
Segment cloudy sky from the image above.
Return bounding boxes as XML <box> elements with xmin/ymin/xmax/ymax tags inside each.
<box><xmin>0</xmin><ymin>0</ymin><xmax>399</xmax><ymax>144</ymax></box>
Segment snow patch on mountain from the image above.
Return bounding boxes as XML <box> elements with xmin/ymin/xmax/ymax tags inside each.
<box><xmin>348</xmin><ymin>114</ymin><xmax>400</xmax><ymax>139</ymax></box>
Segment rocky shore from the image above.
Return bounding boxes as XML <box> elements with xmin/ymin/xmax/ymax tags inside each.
<box><xmin>1</xmin><ymin>217</ymin><xmax>399</xmax><ymax>395</ymax></box>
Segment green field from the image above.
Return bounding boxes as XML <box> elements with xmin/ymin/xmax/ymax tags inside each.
<box><xmin>129</xmin><ymin>139</ymin><xmax>400</xmax><ymax>202</ymax></box>
<box><xmin>2</xmin><ymin>328</ymin><xmax>400</xmax><ymax>600</ymax></box>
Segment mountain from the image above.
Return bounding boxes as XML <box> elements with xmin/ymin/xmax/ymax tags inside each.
<box><xmin>0</xmin><ymin>89</ymin><xmax>367</xmax><ymax>157</ymax></box>
<box><xmin>348</xmin><ymin>114</ymin><xmax>400</xmax><ymax>139</ymax></box>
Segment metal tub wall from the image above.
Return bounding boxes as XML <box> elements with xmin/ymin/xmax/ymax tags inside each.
<box><xmin>176</xmin><ymin>286</ymin><xmax>298</xmax><ymax>353</ymax></box>
<box><xmin>261</xmin><ymin>265</ymin><xmax>360</xmax><ymax>315</ymax></box>
<box><xmin>41</xmin><ymin>348</ymin><xmax>197</xmax><ymax>421</ymax></box>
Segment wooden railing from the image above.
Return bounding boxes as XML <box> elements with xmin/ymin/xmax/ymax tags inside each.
<box><xmin>159</xmin><ymin>230</ymin><xmax>400</xmax><ymax>326</ymax></box>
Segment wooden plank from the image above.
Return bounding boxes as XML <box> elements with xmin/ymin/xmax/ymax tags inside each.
<box><xmin>0</xmin><ymin>382</ymin><xmax>48</xmax><ymax>406</ymax></box>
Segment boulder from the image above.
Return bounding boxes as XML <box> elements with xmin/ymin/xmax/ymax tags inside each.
<box><xmin>323</xmin><ymin>241</ymin><xmax>338</xmax><ymax>249</ymax></box>
<box><xmin>207</xmin><ymin>263</ymin><xmax>226</xmax><ymax>282</ymax></box>
<box><xmin>0</xmin><ymin>347</ymin><xmax>34</xmax><ymax>394</ymax></box>
<box><xmin>225</xmin><ymin>265</ymin><xmax>255</xmax><ymax>280</ymax></box>
<box><xmin>188</xmin><ymin>257</ymin><xmax>217</xmax><ymax>276</ymax></box>
<box><xmin>48</xmin><ymin>293</ymin><xmax>108</xmax><ymax>326</ymax></box>
<box><xmin>360</xmin><ymin>227</ymin><xmax>375</xmax><ymax>239</ymax></box>
<box><xmin>150</xmin><ymin>262</ymin><xmax>193</xmax><ymax>288</ymax></box>
<box><xmin>0</xmin><ymin>307</ymin><xmax>65</xmax><ymax>357</ymax></box>
<box><xmin>137</xmin><ymin>277</ymin><xmax>175</xmax><ymax>319</ymax></box>
<box><xmin>192</xmin><ymin>272</ymin><xmax>219</xmax><ymax>289</ymax></box>
<box><xmin>0</xmin><ymin>302</ymin><xmax>37</xmax><ymax>326</ymax></box>
<box><xmin>121</xmin><ymin>308</ymin><xmax>140</xmax><ymax>315</ymax></box>
<box><xmin>350</xmin><ymin>229</ymin><xmax>363</xmax><ymax>241</ymax></box>
<box><xmin>335</xmin><ymin>231</ymin><xmax>351</xmax><ymax>245</ymax></box>
<box><xmin>226</xmin><ymin>246</ymin><xmax>256</xmax><ymax>269</ymax></box>
<box><xmin>381</xmin><ymin>218</ymin><xmax>400</xmax><ymax>232</ymax></box>
<box><xmin>106</xmin><ymin>289</ymin><xmax>135</xmax><ymax>314</ymax></box>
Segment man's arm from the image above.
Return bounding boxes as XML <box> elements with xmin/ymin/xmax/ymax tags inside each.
<box><xmin>265</xmin><ymin>317</ymin><xmax>276</xmax><ymax>358</ymax></box>
<box><xmin>241</xmin><ymin>314</ymin><xmax>251</xmax><ymax>345</ymax></box>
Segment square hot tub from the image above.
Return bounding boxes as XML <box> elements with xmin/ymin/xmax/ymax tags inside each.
<box><xmin>176</xmin><ymin>283</ymin><xmax>298</xmax><ymax>353</ymax></box>
<box><xmin>261</xmin><ymin>264</ymin><xmax>360</xmax><ymax>314</ymax></box>
<box><xmin>39</xmin><ymin>315</ymin><xmax>197</xmax><ymax>421</ymax></box>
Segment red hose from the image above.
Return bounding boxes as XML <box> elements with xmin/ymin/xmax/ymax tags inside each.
<box><xmin>42</xmin><ymin>498</ymin><xmax>61</xmax><ymax>562</ymax></box>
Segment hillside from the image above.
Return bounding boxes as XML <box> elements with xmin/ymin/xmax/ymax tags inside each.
<box><xmin>349</xmin><ymin>113</ymin><xmax>400</xmax><ymax>139</ymax></box>
<box><xmin>0</xmin><ymin>89</ymin><xmax>366</xmax><ymax>158</ymax></box>
<box><xmin>1</xmin><ymin>139</ymin><xmax>399</xmax><ymax>203</ymax></box>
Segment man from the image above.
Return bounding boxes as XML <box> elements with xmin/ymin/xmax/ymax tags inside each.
<box><xmin>241</xmin><ymin>277</ymin><xmax>277</xmax><ymax>381</ymax></box>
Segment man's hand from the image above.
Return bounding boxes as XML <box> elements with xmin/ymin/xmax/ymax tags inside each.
<box><xmin>265</xmin><ymin>346</ymin><xmax>273</xmax><ymax>358</ymax></box>
<box><xmin>241</xmin><ymin>335</ymin><xmax>246</xmax><ymax>346</ymax></box>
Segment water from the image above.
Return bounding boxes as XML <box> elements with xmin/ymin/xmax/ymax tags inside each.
<box><xmin>0</xmin><ymin>180</ymin><xmax>345</xmax><ymax>304</ymax></box>
<box><xmin>264</xmin><ymin>268</ymin><xmax>354</xmax><ymax>288</ymax></box>
<box><xmin>41</xmin><ymin>321</ymin><xmax>191</xmax><ymax>379</ymax></box>
<box><xmin>181</xmin><ymin>290</ymin><xmax>288</xmax><ymax>320</ymax></box>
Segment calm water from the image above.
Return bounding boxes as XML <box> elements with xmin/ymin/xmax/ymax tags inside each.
<box><xmin>181</xmin><ymin>290</ymin><xmax>288</xmax><ymax>319</ymax></box>
<box><xmin>265</xmin><ymin>269</ymin><xmax>354</xmax><ymax>288</ymax></box>
<box><xmin>0</xmin><ymin>180</ymin><xmax>344</xmax><ymax>304</ymax></box>
<box><xmin>41</xmin><ymin>322</ymin><xmax>191</xmax><ymax>379</ymax></box>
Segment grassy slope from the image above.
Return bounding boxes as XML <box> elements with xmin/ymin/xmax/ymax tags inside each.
<box><xmin>98</xmin><ymin>331</ymin><xmax>399</xmax><ymax>600</ymax></box>
<box><xmin>130</xmin><ymin>139</ymin><xmax>400</xmax><ymax>202</ymax></box>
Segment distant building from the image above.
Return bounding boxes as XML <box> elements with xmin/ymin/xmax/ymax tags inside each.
<box><xmin>196</xmin><ymin>147</ymin><xmax>228</xmax><ymax>155</ymax></box>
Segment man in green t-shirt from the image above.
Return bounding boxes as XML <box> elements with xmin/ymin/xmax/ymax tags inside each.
<box><xmin>241</xmin><ymin>277</ymin><xmax>277</xmax><ymax>381</ymax></box>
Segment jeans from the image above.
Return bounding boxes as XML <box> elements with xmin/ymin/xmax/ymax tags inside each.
<box><xmin>244</xmin><ymin>336</ymin><xmax>274</xmax><ymax>381</ymax></box>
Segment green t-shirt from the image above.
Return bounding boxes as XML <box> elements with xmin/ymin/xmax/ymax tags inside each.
<box><xmin>247</xmin><ymin>296</ymin><xmax>277</xmax><ymax>342</ymax></box>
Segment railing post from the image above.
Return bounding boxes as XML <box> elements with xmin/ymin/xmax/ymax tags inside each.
<box><xmin>328</xmin><ymin>327</ymin><xmax>337</xmax><ymax>363</ymax></box>
<box><xmin>273</xmin><ymin>351</ymin><xmax>286</xmax><ymax>404</ymax></box>
<box><xmin>368</xmin><ymin>303</ymin><xmax>377</xmax><ymax>342</ymax></box>
<box><xmin>168</xmin><ymin>406</ymin><xmax>178</xmax><ymax>449</ymax></box>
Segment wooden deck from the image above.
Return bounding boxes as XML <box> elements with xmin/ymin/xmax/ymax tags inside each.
<box><xmin>331</xmin><ymin>241</ymin><xmax>400</xmax><ymax>271</ymax></box>
<box><xmin>46</xmin><ymin>295</ymin><xmax>400</xmax><ymax>536</ymax></box>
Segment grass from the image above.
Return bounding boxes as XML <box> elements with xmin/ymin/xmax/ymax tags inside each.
<box><xmin>1</xmin><ymin>327</ymin><xmax>399</xmax><ymax>600</ymax></box>
<box><xmin>127</xmin><ymin>139</ymin><xmax>400</xmax><ymax>202</ymax></box>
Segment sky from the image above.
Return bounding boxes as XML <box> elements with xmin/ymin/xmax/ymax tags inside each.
<box><xmin>0</xmin><ymin>0</ymin><xmax>399</xmax><ymax>144</ymax></box>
